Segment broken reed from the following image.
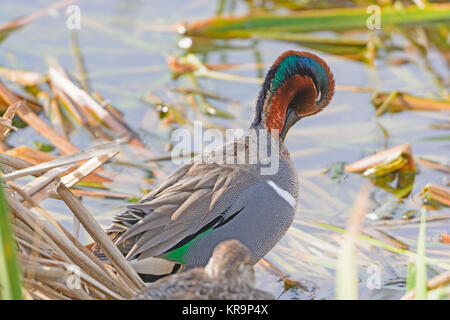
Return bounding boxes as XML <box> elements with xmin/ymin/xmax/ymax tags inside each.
<box><xmin>0</xmin><ymin>141</ymin><xmax>146</xmax><ymax>299</ymax></box>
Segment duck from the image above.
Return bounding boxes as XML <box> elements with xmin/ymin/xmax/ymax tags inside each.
<box><xmin>94</xmin><ymin>50</ymin><xmax>334</xmax><ymax>281</ymax></box>
<box><xmin>133</xmin><ymin>239</ymin><xmax>275</xmax><ymax>299</ymax></box>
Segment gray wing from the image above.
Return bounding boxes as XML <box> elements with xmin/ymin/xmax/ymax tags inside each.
<box><xmin>107</xmin><ymin>161</ymin><xmax>258</xmax><ymax>260</ymax></box>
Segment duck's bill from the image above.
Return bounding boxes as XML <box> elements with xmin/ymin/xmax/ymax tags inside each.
<box><xmin>280</xmin><ymin>107</ymin><xmax>300</xmax><ymax>141</ymax></box>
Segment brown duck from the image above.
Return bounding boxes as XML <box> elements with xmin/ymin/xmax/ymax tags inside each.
<box><xmin>133</xmin><ymin>240</ymin><xmax>275</xmax><ymax>300</ymax></box>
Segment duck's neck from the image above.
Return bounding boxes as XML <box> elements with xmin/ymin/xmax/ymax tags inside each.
<box><xmin>250</xmin><ymin>75</ymin><xmax>316</xmax><ymax>135</ymax></box>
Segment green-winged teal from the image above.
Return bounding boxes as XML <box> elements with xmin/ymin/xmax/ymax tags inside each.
<box><xmin>133</xmin><ymin>240</ymin><xmax>274</xmax><ymax>299</ymax></box>
<box><xmin>95</xmin><ymin>50</ymin><xmax>334</xmax><ymax>280</ymax></box>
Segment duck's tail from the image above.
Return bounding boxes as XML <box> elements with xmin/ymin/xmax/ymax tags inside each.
<box><xmin>87</xmin><ymin>234</ymin><xmax>183</xmax><ymax>282</ymax></box>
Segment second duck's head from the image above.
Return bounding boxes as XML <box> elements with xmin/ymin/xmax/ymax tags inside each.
<box><xmin>251</xmin><ymin>50</ymin><xmax>335</xmax><ymax>141</ymax></box>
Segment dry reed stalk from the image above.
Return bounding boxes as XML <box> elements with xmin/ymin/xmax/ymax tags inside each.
<box><xmin>56</xmin><ymin>262</ymin><xmax>125</xmax><ymax>300</ymax></box>
<box><xmin>31</xmin><ymin>88</ymin><xmax>50</xmax><ymax>116</ymax></box>
<box><xmin>57</xmin><ymin>183</ymin><xmax>145</xmax><ymax>291</ymax></box>
<box><xmin>12</xmin><ymin>93</ymin><xmax>43</xmax><ymax>113</ymax></box>
<box><xmin>363</xmin><ymin>228</ymin><xmax>409</xmax><ymax>250</ymax></box>
<box><xmin>21</xmin><ymin>259</ymin><xmax>99</xmax><ymax>300</ymax></box>
<box><xmin>0</xmin><ymin>143</ymin><xmax>9</xmax><ymax>152</ymax></box>
<box><xmin>205</xmin><ymin>61</ymin><xmax>265</xmax><ymax>72</ymax></box>
<box><xmin>374</xmin><ymin>90</ymin><xmax>398</xmax><ymax>117</ymax></box>
<box><xmin>13</xmin><ymin>212</ymin><xmax>71</xmax><ymax>261</ymax></box>
<box><xmin>0</xmin><ymin>0</ymin><xmax>80</xmax><ymax>33</ymax></box>
<box><xmin>54</xmin><ymin>88</ymin><xmax>86</xmax><ymax>125</ymax></box>
<box><xmin>415</xmin><ymin>157</ymin><xmax>450</xmax><ymax>174</ymax></box>
<box><xmin>10</xmin><ymin>183</ymin><xmax>70</xmax><ymax>239</ymax></box>
<box><xmin>22</xmin><ymin>264</ymin><xmax>66</xmax><ymax>282</ymax></box>
<box><xmin>372</xmin><ymin>213</ymin><xmax>450</xmax><ymax>227</ymax></box>
<box><xmin>29</xmin><ymin>180</ymin><xmax>60</xmax><ymax>205</ymax></box>
<box><xmin>61</xmin><ymin>152</ymin><xmax>118</xmax><ymax>188</ymax></box>
<box><xmin>2</xmin><ymin>149</ymin><xmax>116</xmax><ymax>205</ymax></box>
<box><xmin>335</xmin><ymin>85</ymin><xmax>375</xmax><ymax>92</ymax></box>
<box><xmin>0</xmin><ymin>101</ymin><xmax>18</xmax><ymax>142</ymax></box>
<box><xmin>1</xmin><ymin>140</ymin><xmax>121</xmax><ymax>181</ymax></box>
<box><xmin>21</xmin><ymin>258</ymin><xmax>96</xmax><ymax>300</ymax></box>
<box><xmin>0</xmin><ymin>82</ymin><xmax>79</xmax><ymax>155</ymax></box>
<box><xmin>91</xmin><ymin>91</ymin><xmax>125</xmax><ymax>121</ymax></box>
<box><xmin>0</xmin><ymin>153</ymin><xmax>32</xmax><ymax>170</ymax></box>
<box><xmin>13</xmin><ymin>227</ymin><xmax>58</xmax><ymax>261</ymax></box>
<box><xmin>48</xmin><ymin>68</ymin><xmax>136</xmax><ymax>141</ymax></box>
<box><xmin>423</xmin><ymin>183</ymin><xmax>450</xmax><ymax>207</ymax></box>
<box><xmin>43</xmin><ymin>279</ymin><xmax>94</xmax><ymax>300</ymax></box>
<box><xmin>16</xmin><ymin>186</ymin><xmax>107</xmax><ymax>271</ymax></box>
<box><xmin>335</xmin><ymin>182</ymin><xmax>371</xmax><ymax>300</ymax></box>
<box><xmin>49</xmin><ymin>98</ymin><xmax>67</xmax><ymax>138</ymax></box>
<box><xmin>0</xmin><ymin>68</ymin><xmax>45</xmax><ymax>86</ymax></box>
<box><xmin>6</xmin><ymin>192</ymin><xmax>131</xmax><ymax>298</ymax></box>
<box><xmin>3</xmin><ymin>145</ymin><xmax>113</xmax><ymax>188</ymax></box>
<box><xmin>67</xmin><ymin>188</ymin><xmax>133</xmax><ymax>199</ymax></box>
<box><xmin>86</xmin><ymin>93</ymin><xmax>132</xmax><ymax>142</ymax></box>
<box><xmin>373</xmin><ymin>92</ymin><xmax>450</xmax><ymax>112</ymax></box>
<box><xmin>258</xmin><ymin>258</ymin><xmax>288</xmax><ymax>278</ymax></box>
<box><xmin>51</xmin><ymin>84</ymin><xmax>114</xmax><ymax>141</ymax></box>
<box><xmin>20</xmin><ymin>164</ymin><xmax>74</xmax><ymax>199</ymax></box>
<box><xmin>5</xmin><ymin>145</ymin><xmax>54</xmax><ymax>164</ymax></box>
<box><xmin>23</xmin><ymin>278</ymin><xmax>71</xmax><ymax>300</ymax></box>
<box><xmin>18</xmin><ymin>186</ymin><xmax>135</xmax><ymax>297</ymax></box>
<box><xmin>70</xmin><ymin>31</ymin><xmax>90</xmax><ymax>93</ymax></box>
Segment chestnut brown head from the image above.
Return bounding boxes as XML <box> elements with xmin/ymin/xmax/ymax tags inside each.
<box><xmin>251</xmin><ymin>51</ymin><xmax>335</xmax><ymax>141</ymax></box>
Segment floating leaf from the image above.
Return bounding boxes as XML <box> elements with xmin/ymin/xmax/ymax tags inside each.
<box><xmin>422</xmin><ymin>183</ymin><xmax>450</xmax><ymax>207</ymax></box>
<box><xmin>345</xmin><ymin>144</ymin><xmax>416</xmax><ymax>174</ymax></box>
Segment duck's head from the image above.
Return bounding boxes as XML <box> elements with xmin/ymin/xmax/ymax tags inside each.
<box><xmin>205</xmin><ymin>239</ymin><xmax>254</xmax><ymax>284</ymax></box>
<box><xmin>251</xmin><ymin>50</ymin><xmax>335</xmax><ymax>141</ymax></box>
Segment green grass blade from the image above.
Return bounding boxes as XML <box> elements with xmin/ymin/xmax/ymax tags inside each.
<box><xmin>406</xmin><ymin>261</ymin><xmax>416</xmax><ymax>291</ymax></box>
<box><xmin>415</xmin><ymin>206</ymin><xmax>427</xmax><ymax>300</ymax></box>
<box><xmin>313</xmin><ymin>221</ymin><xmax>450</xmax><ymax>270</ymax></box>
<box><xmin>0</xmin><ymin>183</ymin><xmax>22</xmax><ymax>300</ymax></box>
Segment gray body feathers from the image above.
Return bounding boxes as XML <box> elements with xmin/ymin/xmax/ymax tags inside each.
<box><xmin>99</xmin><ymin>132</ymin><xmax>298</xmax><ymax>271</ymax></box>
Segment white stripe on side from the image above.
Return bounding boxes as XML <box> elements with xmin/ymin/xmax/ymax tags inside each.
<box><xmin>266</xmin><ymin>180</ymin><xmax>297</xmax><ymax>208</ymax></box>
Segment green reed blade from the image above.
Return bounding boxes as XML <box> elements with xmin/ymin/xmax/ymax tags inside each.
<box><xmin>314</xmin><ymin>221</ymin><xmax>450</xmax><ymax>271</ymax></box>
<box><xmin>0</xmin><ymin>183</ymin><xmax>22</xmax><ymax>300</ymax></box>
<box><xmin>415</xmin><ymin>206</ymin><xmax>427</xmax><ymax>300</ymax></box>
<box><xmin>186</xmin><ymin>4</ymin><xmax>450</xmax><ymax>38</ymax></box>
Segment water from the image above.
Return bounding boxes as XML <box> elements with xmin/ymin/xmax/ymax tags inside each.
<box><xmin>1</xmin><ymin>0</ymin><xmax>449</xmax><ymax>299</ymax></box>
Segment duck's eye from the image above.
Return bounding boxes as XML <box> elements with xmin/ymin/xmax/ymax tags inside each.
<box><xmin>316</xmin><ymin>89</ymin><xmax>321</xmax><ymax>102</ymax></box>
